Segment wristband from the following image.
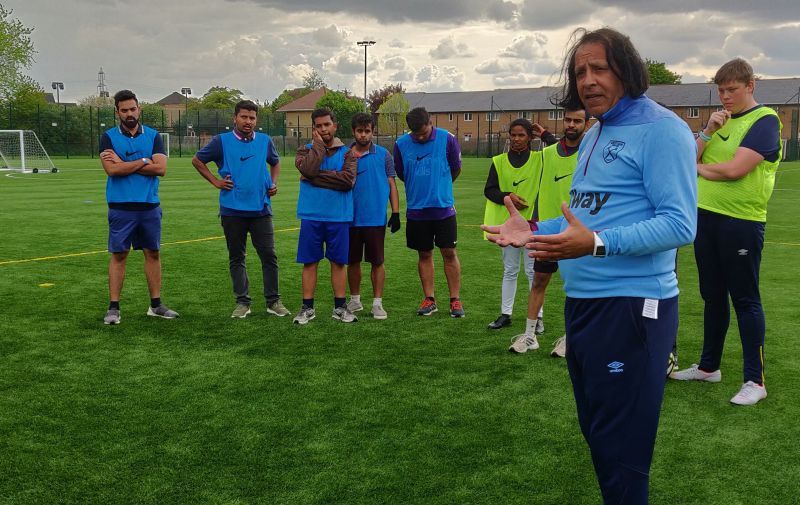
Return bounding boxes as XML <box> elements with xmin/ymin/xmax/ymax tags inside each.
<box><xmin>697</xmin><ymin>130</ymin><xmax>712</xmax><ymax>142</ymax></box>
<box><xmin>592</xmin><ymin>232</ymin><xmax>606</xmax><ymax>258</ymax></box>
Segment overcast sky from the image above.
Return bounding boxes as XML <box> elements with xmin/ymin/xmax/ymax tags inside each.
<box><xmin>7</xmin><ymin>0</ymin><xmax>800</xmax><ymax>104</ymax></box>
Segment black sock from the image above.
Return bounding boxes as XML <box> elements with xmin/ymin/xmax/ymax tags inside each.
<box><xmin>109</xmin><ymin>301</ymin><xmax>120</xmax><ymax>310</ymax></box>
<box><xmin>150</xmin><ymin>298</ymin><xmax>161</xmax><ymax>308</ymax></box>
<box><xmin>303</xmin><ymin>298</ymin><xmax>314</xmax><ymax>309</ymax></box>
<box><xmin>334</xmin><ymin>297</ymin><xmax>346</xmax><ymax>309</ymax></box>
<box><xmin>426</xmin><ymin>296</ymin><xmax>435</xmax><ymax>302</ymax></box>
<box><xmin>450</xmin><ymin>297</ymin><xmax>460</xmax><ymax>302</ymax></box>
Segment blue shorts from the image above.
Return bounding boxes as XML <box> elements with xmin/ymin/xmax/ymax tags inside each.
<box><xmin>296</xmin><ymin>219</ymin><xmax>350</xmax><ymax>265</ymax></box>
<box><xmin>108</xmin><ymin>207</ymin><xmax>162</xmax><ymax>253</ymax></box>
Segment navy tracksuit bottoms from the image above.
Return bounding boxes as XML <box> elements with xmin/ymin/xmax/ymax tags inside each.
<box><xmin>694</xmin><ymin>209</ymin><xmax>766</xmax><ymax>384</ymax></box>
<box><xmin>565</xmin><ymin>296</ymin><xmax>677</xmax><ymax>505</ymax></box>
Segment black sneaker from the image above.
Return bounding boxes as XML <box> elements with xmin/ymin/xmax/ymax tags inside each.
<box><xmin>488</xmin><ymin>314</ymin><xmax>512</xmax><ymax>329</ymax></box>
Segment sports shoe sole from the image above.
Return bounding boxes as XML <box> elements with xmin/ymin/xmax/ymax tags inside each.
<box><xmin>231</xmin><ymin>308</ymin><xmax>251</xmax><ymax>319</ymax></box>
<box><xmin>293</xmin><ymin>314</ymin><xmax>315</xmax><ymax>325</ymax></box>
<box><xmin>372</xmin><ymin>312</ymin><xmax>388</xmax><ymax>320</ymax></box>
<box><xmin>450</xmin><ymin>313</ymin><xmax>465</xmax><ymax>318</ymax></box>
<box><xmin>267</xmin><ymin>307</ymin><xmax>290</xmax><ymax>317</ymax></box>
<box><xmin>104</xmin><ymin>318</ymin><xmax>121</xmax><ymax>325</ymax></box>
<box><xmin>418</xmin><ymin>308</ymin><xmax>438</xmax><ymax>316</ymax></box>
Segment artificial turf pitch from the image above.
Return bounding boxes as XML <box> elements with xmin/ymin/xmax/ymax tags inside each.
<box><xmin>1</xmin><ymin>157</ymin><xmax>798</xmax><ymax>504</ymax></box>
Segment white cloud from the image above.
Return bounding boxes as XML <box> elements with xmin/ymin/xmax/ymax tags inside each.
<box><xmin>323</xmin><ymin>48</ymin><xmax>364</xmax><ymax>75</ymax></box>
<box><xmin>429</xmin><ymin>37</ymin><xmax>477</xmax><ymax>59</ymax></box>
<box><xmin>500</xmin><ymin>33</ymin><xmax>548</xmax><ymax>59</ymax></box>
<box><xmin>413</xmin><ymin>64</ymin><xmax>465</xmax><ymax>92</ymax></box>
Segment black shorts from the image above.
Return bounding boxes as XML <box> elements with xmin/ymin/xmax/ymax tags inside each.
<box><xmin>349</xmin><ymin>226</ymin><xmax>386</xmax><ymax>265</ymax></box>
<box><xmin>406</xmin><ymin>215</ymin><xmax>457</xmax><ymax>251</ymax></box>
<box><xmin>534</xmin><ymin>259</ymin><xmax>558</xmax><ymax>274</ymax></box>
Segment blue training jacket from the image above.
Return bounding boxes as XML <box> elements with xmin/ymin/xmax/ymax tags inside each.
<box><xmin>105</xmin><ymin>125</ymin><xmax>160</xmax><ymax>204</ymax></box>
<box><xmin>537</xmin><ymin>95</ymin><xmax>697</xmax><ymax>299</ymax></box>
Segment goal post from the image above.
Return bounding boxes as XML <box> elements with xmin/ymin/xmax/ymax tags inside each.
<box><xmin>0</xmin><ymin>130</ymin><xmax>58</xmax><ymax>173</ymax></box>
<box><xmin>160</xmin><ymin>132</ymin><xmax>170</xmax><ymax>158</ymax></box>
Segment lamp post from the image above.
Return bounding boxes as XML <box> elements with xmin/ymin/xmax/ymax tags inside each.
<box><xmin>356</xmin><ymin>40</ymin><xmax>375</xmax><ymax>107</ymax></box>
<box><xmin>180</xmin><ymin>87</ymin><xmax>192</xmax><ymax>137</ymax></box>
<box><xmin>51</xmin><ymin>82</ymin><xmax>64</xmax><ymax>103</ymax></box>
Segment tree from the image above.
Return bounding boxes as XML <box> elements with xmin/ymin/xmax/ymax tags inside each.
<box><xmin>315</xmin><ymin>90</ymin><xmax>365</xmax><ymax>137</ymax></box>
<box><xmin>302</xmin><ymin>69</ymin><xmax>327</xmax><ymax>90</ymax></box>
<box><xmin>0</xmin><ymin>4</ymin><xmax>36</xmax><ymax>103</ymax></box>
<box><xmin>198</xmin><ymin>86</ymin><xmax>245</xmax><ymax>109</ymax></box>
<box><xmin>377</xmin><ymin>93</ymin><xmax>410</xmax><ymax>137</ymax></box>
<box><xmin>367</xmin><ymin>83</ymin><xmax>405</xmax><ymax>114</ymax></box>
<box><xmin>78</xmin><ymin>94</ymin><xmax>113</xmax><ymax>107</ymax></box>
<box><xmin>646</xmin><ymin>59</ymin><xmax>682</xmax><ymax>85</ymax></box>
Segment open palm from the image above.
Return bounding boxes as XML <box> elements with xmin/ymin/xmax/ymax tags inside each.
<box><xmin>480</xmin><ymin>196</ymin><xmax>534</xmax><ymax>248</ymax></box>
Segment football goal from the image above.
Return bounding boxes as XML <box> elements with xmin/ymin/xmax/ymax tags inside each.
<box><xmin>0</xmin><ymin>130</ymin><xmax>58</xmax><ymax>173</ymax></box>
<box><xmin>160</xmin><ymin>132</ymin><xmax>170</xmax><ymax>158</ymax></box>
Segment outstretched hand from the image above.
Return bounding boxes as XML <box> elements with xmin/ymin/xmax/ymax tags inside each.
<box><xmin>480</xmin><ymin>195</ymin><xmax>534</xmax><ymax>247</ymax></box>
<box><xmin>526</xmin><ymin>203</ymin><xmax>595</xmax><ymax>260</ymax></box>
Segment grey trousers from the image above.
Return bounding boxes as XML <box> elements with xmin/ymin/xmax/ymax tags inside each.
<box><xmin>220</xmin><ymin>214</ymin><xmax>280</xmax><ymax>306</ymax></box>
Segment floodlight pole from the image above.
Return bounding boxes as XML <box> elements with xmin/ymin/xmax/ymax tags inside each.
<box><xmin>357</xmin><ymin>41</ymin><xmax>376</xmax><ymax>107</ymax></box>
<box><xmin>51</xmin><ymin>81</ymin><xmax>64</xmax><ymax>103</ymax></box>
<box><xmin>181</xmin><ymin>87</ymin><xmax>192</xmax><ymax>136</ymax></box>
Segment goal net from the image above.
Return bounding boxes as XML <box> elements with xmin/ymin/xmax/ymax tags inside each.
<box><xmin>160</xmin><ymin>132</ymin><xmax>170</xmax><ymax>158</ymax></box>
<box><xmin>0</xmin><ymin>130</ymin><xmax>58</xmax><ymax>173</ymax></box>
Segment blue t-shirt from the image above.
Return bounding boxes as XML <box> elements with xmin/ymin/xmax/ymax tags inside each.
<box><xmin>736</xmin><ymin>106</ymin><xmax>780</xmax><ymax>162</ymax></box>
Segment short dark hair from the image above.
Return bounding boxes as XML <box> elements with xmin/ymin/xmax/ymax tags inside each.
<box><xmin>553</xmin><ymin>27</ymin><xmax>649</xmax><ymax>110</ymax></box>
<box><xmin>351</xmin><ymin>112</ymin><xmax>374</xmax><ymax>130</ymax></box>
<box><xmin>114</xmin><ymin>90</ymin><xmax>138</xmax><ymax>109</ymax></box>
<box><xmin>235</xmin><ymin>100</ymin><xmax>259</xmax><ymax>115</ymax></box>
<box><xmin>406</xmin><ymin>107</ymin><xmax>431</xmax><ymax>132</ymax></box>
<box><xmin>714</xmin><ymin>58</ymin><xmax>754</xmax><ymax>86</ymax></box>
<box><xmin>508</xmin><ymin>118</ymin><xmax>533</xmax><ymax>137</ymax></box>
<box><xmin>311</xmin><ymin>107</ymin><xmax>336</xmax><ymax>123</ymax></box>
<box><xmin>564</xmin><ymin>107</ymin><xmax>589</xmax><ymax>120</ymax></box>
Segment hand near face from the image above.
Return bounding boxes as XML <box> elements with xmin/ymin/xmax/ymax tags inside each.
<box><xmin>532</xmin><ymin>123</ymin><xmax>546</xmax><ymax>137</ymax></box>
<box><xmin>705</xmin><ymin>110</ymin><xmax>731</xmax><ymax>134</ymax></box>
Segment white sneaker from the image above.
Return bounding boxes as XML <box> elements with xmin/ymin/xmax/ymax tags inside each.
<box><xmin>535</xmin><ymin>318</ymin><xmax>545</xmax><ymax>335</ymax></box>
<box><xmin>669</xmin><ymin>364</ymin><xmax>721</xmax><ymax>383</ymax></box>
<box><xmin>550</xmin><ymin>335</ymin><xmax>566</xmax><ymax>358</ymax></box>
<box><xmin>509</xmin><ymin>333</ymin><xmax>539</xmax><ymax>354</ymax></box>
<box><xmin>332</xmin><ymin>306</ymin><xmax>358</xmax><ymax>323</ymax></box>
<box><xmin>346</xmin><ymin>298</ymin><xmax>364</xmax><ymax>313</ymax></box>
<box><xmin>730</xmin><ymin>381</ymin><xmax>767</xmax><ymax>406</ymax></box>
<box><xmin>371</xmin><ymin>303</ymin><xmax>388</xmax><ymax>320</ymax></box>
<box><xmin>293</xmin><ymin>305</ymin><xmax>315</xmax><ymax>325</ymax></box>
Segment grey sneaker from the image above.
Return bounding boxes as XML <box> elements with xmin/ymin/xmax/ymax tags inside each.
<box><xmin>231</xmin><ymin>304</ymin><xmax>251</xmax><ymax>319</ymax></box>
<box><xmin>535</xmin><ymin>317</ymin><xmax>545</xmax><ymax>335</ymax></box>
<box><xmin>670</xmin><ymin>364</ymin><xmax>721</xmax><ymax>382</ymax></box>
<box><xmin>267</xmin><ymin>299</ymin><xmax>291</xmax><ymax>317</ymax></box>
<box><xmin>346</xmin><ymin>298</ymin><xmax>364</xmax><ymax>313</ymax></box>
<box><xmin>332</xmin><ymin>305</ymin><xmax>358</xmax><ymax>323</ymax></box>
<box><xmin>147</xmin><ymin>304</ymin><xmax>179</xmax><ymax>319</ymax></box>
<box><xmin>104</xmin><ymin>309</ymin><xmax>121</xmax><ymax>325</ymax></box>
<box><xmin>550</xmin><ymin>335</ymin><xmax>566</xmax><ymax>358</ymax></box>
<box><xmin>371</xmin><ymin>303</ymin><xmax>388</xmax><ymax>320</ymax></box>
<box><xmin>509</xmin><ymin>333</ymin><xmax>539</xmax><ymax>353</ymax></box>
<box><xmin>293</xmin><ymin>305</ymin><xmax>315</xmax><ymax>325</ymax></box>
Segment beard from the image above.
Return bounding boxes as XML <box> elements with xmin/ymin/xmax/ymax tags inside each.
<box><xmin>355</xmin><ymin>138</ymin><xmax>371</xmax><ymax>147</ymax></box>
<box><xmin>123</xmin><ymin>116</ymin><xmax>139</xmax><ymax>130</ymax></box>
<box><xmin>564</xmin><ymin>129</ymin><xmax>581</xmax><ymax>141</ymax></box>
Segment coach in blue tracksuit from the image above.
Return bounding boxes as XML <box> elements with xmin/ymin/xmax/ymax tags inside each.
<box><xmin>192</xmin><ymin>100</ymin><xmax>289</xmax><ymax>319</ymax></box>
<box><xmin>483</xmin><ymin>28</ymin><xmax>697</xmax><ymax>504</ymax></box>
<box><xmin>99</xmin><ymin>89</ymin><xmax>179</xmax><ymax>325</ymax></box>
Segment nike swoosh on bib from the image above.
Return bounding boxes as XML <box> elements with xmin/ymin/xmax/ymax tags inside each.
<box><xmin>554</xmin><ymin>173</ymin><xmax>573</xmax><ymax>182</ymax></box>
<box><xmin>512</xmin><ymin>178</ymin><xmax>528</xmax><ymax>186</ymax></box>
<box><xmin>717</xmin><ymin>133</ymin><xmax>730</xmax><ymax>141</ymax></box>
<box><xmin>125</xmin><ymin>150</ymin><xmax>139</xmax><ymax>157</ymax></box>
<box><xmin>416</xmin><ymin>153</ymin><xmax>430</xmax><ymax>161</ymax></box>
<box><xmin>240</xmin><ymin>155</ymin><xmax>255</xmax><ymax>161</ymax></box>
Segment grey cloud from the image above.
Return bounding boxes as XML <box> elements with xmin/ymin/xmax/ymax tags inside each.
<box><xmin>485</xmin><ymin>0</ymin><xmax>518</xmax><ymax>22</ymax></box>
<box><xmin>311</xmin><ymin>25</ymin><xmax>349</xmax><ymax>48</ymax></box>
<box><xmin>517</xmin><ymin>0</ymin><xmax>594</xmax><ymax>29</ymax></box>
<box><xmin>384</xmin><ymin>56</ymin><xmax>408</xmax><ymax>70</ymax></box>
<box><xmin>388</xmin><ymin>39</ymin><xmax>408</xmax><ymax>48</ymax></box>
<box><xmin>590</xmin><ymin>0</ymin><xmax>800</xmax><ymax>20</ymax></box>
<box><xmin>430</xmin><ymin>37</ymin><xmax>476</xmax><ymax>59</ymax></box>
<box><xmin>475</xmin><ymin>59</ymin><xmax>516</xmax><ymax>75</ymax></box>
<box><xmin>234</xmin><ymin>0</ymin><xmax>518</xmax><ymax>23</ymax></box>
<box><xmin>323</xmin><ymin>48</ymin><xmax>364</xmax><ymax>75</ymax></box>
<box><xmin>390</xmin><ymin>69</ymin><xmax>416</xmax><ymax>83</ymax></box>
<box><xmin>414</xmin><ymin>64</ymin><xmax>465</xmax><ymax>92</ymax></box>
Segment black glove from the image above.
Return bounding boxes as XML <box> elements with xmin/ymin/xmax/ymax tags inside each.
<box><xmin>388</xmin><ymin>212</ymin><xmax>401</xmax><ymax>233</ymax></box>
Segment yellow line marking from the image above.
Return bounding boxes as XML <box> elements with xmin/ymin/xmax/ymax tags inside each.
<box><xmin>0</xmin><ymin>226</ymin><xmax>300</xmax><ymax>266</ymax></box>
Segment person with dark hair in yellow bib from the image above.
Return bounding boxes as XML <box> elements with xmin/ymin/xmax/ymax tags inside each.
<box><xmin>484</xmin><ymin>119</ymin><xmax>555</xmax><ymax>340</ymax></box>
<box><xmin>671</xmin><ymin>59</ymin><xmax>781</xmax><ymax>407</ymax></box>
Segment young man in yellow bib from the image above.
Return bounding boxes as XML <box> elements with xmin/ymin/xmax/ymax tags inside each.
<box><xmin>671</xmin><ymin>59</ymin><xmax>781</xmax><ymax>406</ymax></box>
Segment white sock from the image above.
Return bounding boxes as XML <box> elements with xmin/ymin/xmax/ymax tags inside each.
<box><xmin>351</xmin><ymin>294</ymin><xmax>361</xmax><ymax>303</ymax></box>
<box><xmin>526</xmin><ymin>318</ymin><xmax>537</xmax><ymax>336</ymax></box>
<box><xmin>537</xmin><ymin>306</ymin><xmax>543</xmax><ymax>318</ymax></box>
<box><xmin>373</xmin><ymin>297</ymin><xmax>382</xmax><ymax>306</ymax></box>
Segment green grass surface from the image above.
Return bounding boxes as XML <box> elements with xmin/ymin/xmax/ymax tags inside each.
<box><xmin>1</xmin><ymin>157</ymin><xmax>799</xmax><ymax>504</ymax></box>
